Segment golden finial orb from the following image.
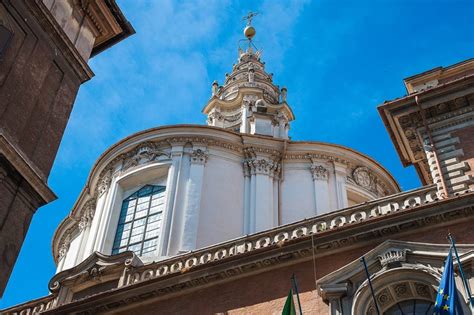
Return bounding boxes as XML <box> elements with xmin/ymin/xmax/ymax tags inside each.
<box><xmin>244</xmin><ymin>25</ymin><xmax>256</xmax><ymax>40</ymax></box>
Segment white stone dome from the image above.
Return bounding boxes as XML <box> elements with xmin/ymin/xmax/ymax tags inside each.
<box><xmin>52</xmin><ymin>125</ymin><xmax>399</xmax><ymax>271</ymax></box>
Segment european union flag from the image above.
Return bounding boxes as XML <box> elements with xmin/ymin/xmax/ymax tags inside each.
<box><xmin>434</xmin><ymin>248</ymin><xmax>462</xmax><ymax>314</ymax></box>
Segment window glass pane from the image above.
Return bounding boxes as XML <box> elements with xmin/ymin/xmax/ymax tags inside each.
<box><xmin>137</xmin><ymin>196</ymin><xmax>150</xmax><ymax>204</ymax></box>
<box><xmin>145</xmin><ymin>228</ymin><xmax>159</xmax><ymax>240</ymax></box>
<box><xmin>148</xmin><ymin>214</ymin><xmax>161</xmax><ymax>223</ymax></box>
<box><xmin>128</xmin><ymin>243</ymin><xmax>141</xmax><ymax>253</ymax></box>
<box><xmin>149</xmin><ymin>206</ymin><xmax>162</xmax><ymax>214</ymax></box>
<box><xmin>133</xmin><ymin>218</ymin><xmax>146</xmax><ymax>227</ymax></box>
<box><xmin>131</xmin><ymin>225</ymin><xmax>145</xmax><ymax>236</ymax></box>
<box><xmin>135</xmin><ymin>209</ymin><xmax>147</xmax><ymax>219</ymax></box>
<box><xmin>129</xmin><ymin>234</ymin><xmax>143</xmax><ymax>244</ymax></box>
<box><xmin>151</xmin><ymin>199</ymin><xmax>163</xmax><ymax>207</ymax></box>
<box><xmin>146</xmin><ymin>220</ymin><xmax>161</xmax><ymax>231</ymax></box>
<box><xmin>152</xmin><ymin>191</ymin><xmax>166</xmax><ymax>199</ymax></box>
<box><xmin>113</xmin><ymin>185</ymin><xmax>166</xmax><ymax>256</ymax></box>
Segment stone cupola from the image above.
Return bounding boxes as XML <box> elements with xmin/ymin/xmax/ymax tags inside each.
<box><xmin>202</xmin><ymin>21</ymin><xmax>294</xmax><ymax>139</ymax></box>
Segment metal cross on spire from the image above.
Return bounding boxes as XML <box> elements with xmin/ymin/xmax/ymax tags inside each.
<box><xmin>243</xmin><ymin>11</ymin><xmax>258</xmax><ymax>26</ymax></box>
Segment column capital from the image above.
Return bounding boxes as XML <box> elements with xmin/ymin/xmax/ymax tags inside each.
<box><xmin>244</xmin><ymin>157</ymin><xmax>280</xmax><ymax>177</ymax></box>
<box><xmin>311</xmin><ymin>164</ymin><xmax>329</xmax><ymax>181</ymax></box>
<box><xmin>190</xmin><ymin>149</ymin><xmax>208</xmax><ymax>165</ymax></box>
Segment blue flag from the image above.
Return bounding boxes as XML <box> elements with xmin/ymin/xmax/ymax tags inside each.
<box><xmin>433</xmin><ymin>248</ymin><xmax>461</xmax><ymax>314</ymax></box>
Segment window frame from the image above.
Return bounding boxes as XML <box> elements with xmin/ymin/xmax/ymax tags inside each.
<box><xmin>112</xmin><ymin>185</ymin><xmax>166</xmax><ymax>257</ymax></box>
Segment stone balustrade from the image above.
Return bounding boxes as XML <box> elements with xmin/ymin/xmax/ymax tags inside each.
<box><xmin>4</xmin><ymin>295</ymin><xmax>56</xmax><ymax>315</ymax></box>
<box><xmin>121</xmin><ymin>185</ymin><xmax>439</xmax><ymax>287</ymax></box>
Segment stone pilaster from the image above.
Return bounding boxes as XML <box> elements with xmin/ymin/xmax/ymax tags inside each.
<box><xmin>333</xmin><ymin>162</ymin><xmax>348</xmax><ymax>209</ymax></box>
<box><xmin>179</xmin><ymin>148</ymin><xmax>208</xmax><ymax>252</ymax></box>
<box><xmin>160</xmin><ymin>146</ymin><xmax>184</xmax><ymax>256</ymax></box>
<box><xmin>310</xmin><ymin>163</ymin><xmax>330</xmax><ymax>215</ymax></box>
<box><xmin>244</xmin><ymin>151</ymin><xmax>280</xmax><ymax>233</ymax></box>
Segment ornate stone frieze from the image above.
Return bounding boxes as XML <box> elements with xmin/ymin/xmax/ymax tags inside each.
<box><xmin>190</xmin><ymin>149</ymin><xmax>208</xmax><ymax>165</ymax></box>
<box><xmin>311</xmin><ymin>164</ymin><xmax>329</xmax><ymax>181</ymax></box>
<box><xmin>285</xmin><ymin>152</ymin><xmax>351</xmax><ymax>165</ymax></box>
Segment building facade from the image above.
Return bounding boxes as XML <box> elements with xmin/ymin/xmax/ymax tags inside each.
<box><xmin>3</xmin><ymin>22</ymin><xmax>474</xmax><ymax>315</ymax></box>
<box><xmin>0</xmin><ymin>0</ymin><xmax>133</xmax><ymax>297</ymax></box>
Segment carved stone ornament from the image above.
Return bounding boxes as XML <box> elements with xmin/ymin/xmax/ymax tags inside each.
<box><xmin>97</xmin><ymin>167</ymin><xmax>113</xmax><ymax>197</ymax></box>
<box><xmin>208</xmin><ymin>110</ymin><xmax>225</xmax><ymax>121</ymax></box>
<box><xmin>190</xmin><ymin>149</ymin><xmax>208</xmax><ymax>165</ymax></box>
<box><xmin>244</xmin><ymin>158</ymin><xmax>281</xmax><ymax>177</ymax></box>
<box><xmin>378</xmin><ymin>248</ymin><xmax>408</xmax><ymax>267</ymax></box>
<box><xmin>311</xmin><ymin>164</ymin><xmax>329</xmax><ymax>181</ymax></box>
<box><xmin>58</xmin><ymin>233</ymin><xmax>72</xmax><ymax>259</ymax></box>
<box><xmin>122</xmin><ymin>142</ymin><xmax>169</xmax><ymax>171</ymax></box>
<box><xmin>353</xmin><ymin>166</ymin><xmax>373</xmax><ymax>188</ymax></box>
<box><xmin>49</xmin><ymin>251</ymin><xmax>143</xmax><ymax>293</ymax></box>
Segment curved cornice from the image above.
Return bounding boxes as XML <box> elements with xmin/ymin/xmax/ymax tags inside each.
<box><xmin>52</xmin><ymin>124</ymin><xmax>399</xmax><ymax>263</ymax></box>
<box><xmin>202</xmin><ymin>88</ymin><xmax>295</xmax><ymax>121</ymax></box>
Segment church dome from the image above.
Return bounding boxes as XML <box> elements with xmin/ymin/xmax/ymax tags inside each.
<box><xmin>51</xmin><ymin>22</ymin><xmax>399</xmax><ymax>272</ymax></box>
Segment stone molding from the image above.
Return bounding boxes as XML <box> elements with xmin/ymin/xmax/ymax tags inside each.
<box><xmin>49</xmin><ymin>251</ymin><xmax>142</xmax><ymax>293</ymax></box>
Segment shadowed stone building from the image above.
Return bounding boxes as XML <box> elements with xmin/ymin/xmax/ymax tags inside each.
<box><xmin>3</xmin><ymin>18</ymin><xmax>474</xmax><ymax>315</ymax></box>
<box><xmin>0</xmin><ymin>0</ymin><xmax>133</xmax><ymax>297</ymax></box>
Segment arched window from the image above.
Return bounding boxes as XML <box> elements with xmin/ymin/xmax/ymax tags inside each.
<box><xmin>384</xmin><ymin>299</ymin><xmax>434</xmax><ymax>314</ymax></box>
<box><xmin>112</xmin><ymin>185</ymin><xmax>166</xmax><ymax>257</ymax></box>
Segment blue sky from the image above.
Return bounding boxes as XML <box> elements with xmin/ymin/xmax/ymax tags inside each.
<box><xmin>2</xmin><ymin>0</ymin><xmax>474</xmax><ymax>308</ymax></box>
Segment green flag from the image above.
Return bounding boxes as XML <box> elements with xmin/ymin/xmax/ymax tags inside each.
<box><xmin>282</xmin><ymin>289</ymin><xmax>297</xmax><ymax>315</ymax></box>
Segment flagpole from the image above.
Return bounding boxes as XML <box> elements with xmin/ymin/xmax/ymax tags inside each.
<box><xmin>360</xmin><ymin>256</ymin><xmax>380</xmax><ymax>315</ymax></box>
<box><xmin>291</xmin><ymin>274</ymin><xmax>303</xmax><ymax>315</ymax></box>
<box><xmin>448</xmin><ymin>233</ymin><xmax>474</xmax><ymax>307</ymax></box>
